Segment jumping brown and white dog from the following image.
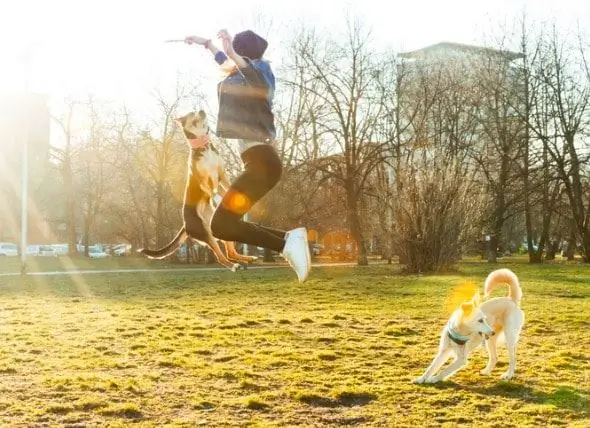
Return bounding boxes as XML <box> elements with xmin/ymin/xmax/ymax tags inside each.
<box><xmin>413</xmin><ymin>268</ymin><xmax>525</xmax><ymax>383</ymax></box>
<box><xmin>138</xmin><ymin>110</ymin><xmax>257</xmax><ymax>271</ymax></box>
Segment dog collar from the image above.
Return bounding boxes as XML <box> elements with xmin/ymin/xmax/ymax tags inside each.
<box><xmin>188</xmin><ymin>135</ymin><xmax>210</xmax><ymax>149</ymax></box>
<box><xmin>446</xmin><ymin>322</ymin><xmax>471</xmax><ymax>346</ymax></box>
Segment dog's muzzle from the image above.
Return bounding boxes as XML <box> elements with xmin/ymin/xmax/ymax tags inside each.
<box><xmin>480</xmin><ymin>331</ymin><xmax>495</xmax><ymax>340</ymax></box>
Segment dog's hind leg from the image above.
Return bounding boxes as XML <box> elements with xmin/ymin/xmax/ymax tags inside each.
<box><xmin>502</xmin><ymin>336</ymin><xmax>517</xmax><ymax>380</ymax></box>
<box><xmin>197</xmin><ymin>201</ymin><xmax>241</xmax><ymax>272</ymax></box>
<box><xmin>184</xmin><ymin>205</ymin><xmax>209</xmax><ymax>243</ymax></box>
<box><xmin>413</xmin><ymin>349</ymin><xmax>452</xmax><ymax>384</ymax></box>
<box><xmin>207</xmin><ymin>235</ymin><xmax>242</xmax><ymax>271</ymax></box>
<box><xmin>501</xmin><ymin>310</ymin><xmax>524</xmax><ymax>380</ymax></box>
<box><xmin>225</xmin><ymin>241</ymin><xmax>258</xmax><ymax>263</ymax></box>
<box><xmin>480</xmin><ymin>335</ymin><xmax>499</xmax><ymax>375</ymax></box>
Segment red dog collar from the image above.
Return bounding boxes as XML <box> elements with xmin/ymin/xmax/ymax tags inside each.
<box><xmin>188</xmin><ymin>135</ymin><xmax>210</xmax><ymax>149</ymax></box>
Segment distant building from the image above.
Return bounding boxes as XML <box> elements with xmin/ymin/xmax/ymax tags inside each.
<box><xmin>398</xmin><ymin>41</ymin><xmax>524</xmax><ymax>62</ymax></box>
<box><xmin>396</xmin><ymin>41</ymin><xmax>525</xmax><ymax>148</ymax></box>
<box><xmin>0</xmin><ymin>92</ymin><xmax>52</xmax><ymax>243</ymax></box>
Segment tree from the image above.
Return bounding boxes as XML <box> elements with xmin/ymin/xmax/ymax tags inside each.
<box><xmin>285</xmin><ymin>19</ymin><xmax>390</xmax><ymax>265</ymax></box>
<box><xmin>513</xmin><ymin>17</ymin><xmax>565</xmax><ymax>262</ymax></box>
<box><xmin>466</xmin><ymin>44</ymin><xmax>527</xmax><ymax>263</ymax></box>
<box><xmin>50</xmin><ymin>97</ymin><xmax>83</xmax><ymax>255</ymax></box>
<box><xmin>119</xmin><ymin>78</ymin><xmax>204</xmax><ymax>249</ymax></box>
<box><xmin>394</xmin><ymin>50</ymin><xmax>483</xmax><ymax>272</ymax></box>
<box><xmin>72</xmin><ymin>98</ymin><xmax>117</xmax><ymax>254</ymax></box>
<box><xmin>534</xmin><ymin>26</ymin><xmax>590</xmax><ymax>261</ymax></box>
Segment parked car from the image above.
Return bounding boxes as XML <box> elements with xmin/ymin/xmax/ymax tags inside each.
<box><xmin>112</xmin><ymin>244</ymin><xmax>131</xmax><ymax>257</ymax></box>
<box><xmin>311</xmin><ymin>243</ymin><xmax>324</xmax><ymax>256</ymax></box>
<box><xmin>52</xmin><ymin>244</ymin><xmax>69</xmax><ymax>256</ymax></box>
<box><xmin>26</xmin><ymin>245</ymin><xmax>39</xmax><ymax>256</ymax></box>
<box><xmin>27</xmin><ymin>245</ymin><xmax>58</xmax><ymax>257</ymax></box>
<box><xmin>0</xmin><ymin>242</ymin><xmax>18</xmax><ymax>257</ymax></box>
<box><xmin>87</xmin><ymin>246</ymin><xmax>110</xmax><ymax>259</ymax></box>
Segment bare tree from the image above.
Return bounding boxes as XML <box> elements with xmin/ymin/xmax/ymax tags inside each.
<box><xmin>512</xmin><ymin>17</ymin><xmax>566</xmax><ymax>262</ymax></box>
<box><xmin>534</xmin><ymin>26</ymin><xmax>590</xmax><ymax>261</ymax></box>
<box><xmin>466</xmin><ymin>45</ymin><xmax>527</xmax><ymax>263</ymax></box>
<box><xmin>394</xmin><ymin>52</ymin><xmax>483</xmax><ymax>272</ymax></box>
<box><xmin>118</xmin><ymin>78</ymin><xmax>204</xmax><ymax>249</ymax></box>
<box><xmin>285</xmin><ymin>19</ymin><xmax>390</xmax><ymax>265</ymax></box>
<box><xmin>72</xmin><ymin>98</ymin><xmax>118</xmax><ymax>255</ymax></box>
<box><xmin>50</xmin><ymin>97</ymin><xmax>82</xmax><ymax>255</ymax></box>
<box><xmin>102</xmin><ymin>105</ymin><xmax>151</xmax><ymax>248</ymax></box>
<box><xmin>255</xmin><ymin>37</ymin><xmax>339</xmax><ymax>233</ymax></box>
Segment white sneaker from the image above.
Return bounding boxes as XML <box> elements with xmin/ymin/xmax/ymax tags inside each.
<box><xmin>282</xmin><ymin>227</ymin><xmax>311</xmax><ymax>282</ymax></box>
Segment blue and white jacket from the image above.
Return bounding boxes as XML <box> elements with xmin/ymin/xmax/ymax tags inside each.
<box><xmin>214</xmin><ymin>51</ymin><xmax>276</xmax><ymax>143</ymax></box>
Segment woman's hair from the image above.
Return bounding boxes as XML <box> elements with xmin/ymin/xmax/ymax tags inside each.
<box><xmin>232</xmin><ymin>30</ymin><xmax>268</xmax><ymax>60</ymax></box>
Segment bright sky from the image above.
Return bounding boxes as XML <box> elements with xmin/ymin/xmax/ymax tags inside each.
<box><xmin>0</xmin><ymin>0</ymin><xmax>588</xmax><ymax>126</ymax></box>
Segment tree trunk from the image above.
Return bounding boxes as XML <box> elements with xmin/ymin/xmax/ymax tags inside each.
<box><xmin>566</xmin><ymin>137</ymin><xmax>590</xmax><ymax>262</ymax></box>
<box><xmin>522</xmin><ymin>50</ymin><xmax>541</xmax><ymax>263</ymax></box>
<box><xmin>581</xmin><ymin>230</ymin><xmax>590</xmax><ymax>263</ymax></box>
<box><xmin>83</xmin><ymin>217</ymin><xmax>90</xmax><ymax>257</ymax></box>
<box><xmin>263</xmin><ymin>247</ymin><xmax>274</xmax><ymax>262</ymax></box>
<box><xmin>156</xmin><ymin>181</ymin><xmax>165</xmax><ymax>248</ymax></box>
<box><xmin>64</xmin><ymin>162</ymin><xmax>77</xmax><ymax>257</ymax></box>
<box><xmin>345</xmin><ymin>181</ymin><xmax>367</xmax><ymax>266</ymax></box>
<box><xmin>487</xmin><ymin>234</ymin><xmax>498</xmax><ymax>264</ymax></box>
<box><xmin>185</xmin><ymin>238</ymin><xmax>192</xmax><ymax>263</ymax></box>
<box><xmin>488</xmin><ymin>153</ymin><xmax>508</xmax><ymax>263</ymax></box>
<box><xmin>565</xmin><ymin>229</ymin><xmax>577</xmax><ymax>261</ymax></box>
<box><xmin>488</xmin><ymin>197</ymin><xmax>505</xmax><ymax>264</ymax></box>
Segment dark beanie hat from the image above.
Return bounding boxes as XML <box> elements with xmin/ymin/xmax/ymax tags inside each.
<box><xmin>232</xmin><ymin>30</ymin><xmax>268</xmax><ymax>59</ymax></box>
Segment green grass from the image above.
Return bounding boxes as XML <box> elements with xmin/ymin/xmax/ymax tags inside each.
<box><xmin>0</xmin><ymin>261</ymin><xmax>588</xmax><ymax>426</ymax></box>
<box><xmin>0</xmin><ymin>255</ymin><xmax>204</xmax><ymax>274</ymax></box>
<box><xmin>0</xmin><ymin>253</ymin><xmax>349</xmax><ymax>274</ymax></box>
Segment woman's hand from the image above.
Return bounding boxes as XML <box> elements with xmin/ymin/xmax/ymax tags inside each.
<box><xmin>184</xmin><ymin>35</ymin><xmax>209</xmax><ymax>46</ymax></box>
<box><xmin>217</xmin><ymin>29</ymin><xmax>235</xmax><ymax>56</ymax></box>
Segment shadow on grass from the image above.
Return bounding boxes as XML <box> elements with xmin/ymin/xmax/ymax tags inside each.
<box><xmin>423</xmin><ymin>381</ymin><xmax>589</xmax><ymax>413</ymax></box>
<box><xmin>296</xmin><ymin>391</ymin><xmax>377</xmax><ymax>408</ymax></box>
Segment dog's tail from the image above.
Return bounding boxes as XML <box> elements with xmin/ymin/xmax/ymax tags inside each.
<box><xmin>484</xmin><ymin>268</ymin><xmax>522</xmax><ymax>304</ymax></box>
<box><xmin>137</xmin><ymin>227</ymin><xmax>187</xmax><ymax>259</ymax></box>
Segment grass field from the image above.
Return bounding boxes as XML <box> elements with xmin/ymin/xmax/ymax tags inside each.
<box><xmin>0</xmin><ymin>256</ymin><xmax>190</xmax><ymax>274</ymax></box>
<box><xmin>0</xmin><ymin>260</ymin><xmax>588</xmax><ymax>427</ymax></box>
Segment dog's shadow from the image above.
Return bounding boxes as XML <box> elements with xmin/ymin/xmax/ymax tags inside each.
<box><xmin>419</xmin><ymin>381</ymin><xmax>589</xmax><ymax>413</ymax></box>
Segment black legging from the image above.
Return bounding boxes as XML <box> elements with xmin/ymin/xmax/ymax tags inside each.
<box><xmin>210</xmin><ymin>144</ymin><xmax>286</xmax><ymax>252</ymax></box>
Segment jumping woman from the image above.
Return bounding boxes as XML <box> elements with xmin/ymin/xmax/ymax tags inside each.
<box><xmin>183</xmin><ymin>29</ymin><xmax>311</xmax><ymax>282</ymax></box>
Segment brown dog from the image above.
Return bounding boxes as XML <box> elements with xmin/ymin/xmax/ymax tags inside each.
<box><xmin>138</xmin><ymin>110</ymin><xmax>257</xmax><ymax>270</ymax></box>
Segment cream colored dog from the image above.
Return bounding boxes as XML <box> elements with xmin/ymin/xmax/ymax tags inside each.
<box><xmin>414</xmin><ymin>268</ymin><xmax>525</xmax><ymax>383</ymax></box>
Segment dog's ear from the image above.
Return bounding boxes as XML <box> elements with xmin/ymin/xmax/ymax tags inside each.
<box><xmin>471</xmin><ymin>291</ymin><xmax>481</xmax><ymax>307</ymax></box>
<box><xmin>460</xmin><ymin>302</ymin><xmax>474</xmax><ymax>317</ymax></box>
<box><xmin>175</xmin><ymin>115</ymin><xmax>188</xmax><ymax>126</ymax></box>
<box><xmin>198</xmin><ymin>110</ymin><xmax>206</xmax><ymax>120</ymax></box>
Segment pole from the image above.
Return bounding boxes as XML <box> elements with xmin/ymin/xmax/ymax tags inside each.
<box><xmin>20</xmin><ymin>48</ymin><xmax>31</xmax><ymax>276</ymax></box>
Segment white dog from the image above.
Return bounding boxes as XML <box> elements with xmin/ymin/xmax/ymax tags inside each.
<box><xmin>414</xmin><ymin>268</ymin><xmax>525</xmax><ymax>384</ymax></box>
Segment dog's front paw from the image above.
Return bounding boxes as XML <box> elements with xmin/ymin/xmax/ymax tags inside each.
<box><xmin>500</xmin><ymin>371</ymin><xmax>514</xmax><ymax>380</ymax></box>
<box><xmin>413</xmin><ymin>376</ymin><xmax>427</xmax><ymax>384</ymax></box>
<box><xmin>480</xmin><ymin>368</ymin><xmax>492</xmax><ymax>375</ymax></box>
<box><xmin>231</xmin><ymin>263</ymin><xmax>243</xmax><ymax>272</ymax></box>
<box><xmin>424</xmin><ymin>376</ymin><xmax>441</xmax><ymax>384</ymax></box>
